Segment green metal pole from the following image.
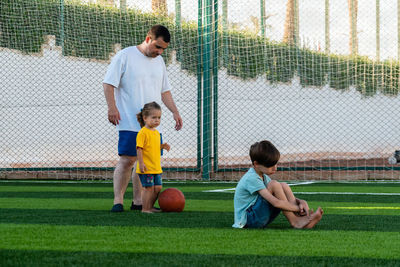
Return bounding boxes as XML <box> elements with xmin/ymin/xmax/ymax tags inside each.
<box><xmin>175</xmin><ymin>0</ymin><xmax>182</xmax><ymax>61</ymax></box>
<box><xmin>213</xmin><ymin>0</ymin><xmax>218</xmax><ymax>172</ymax></box>
<box><xmin>59</xmin><ymin>0</ymin><xmax>64</xmax><ymax>55</ymax></box>
<box><xmin>197</xmin><ymin>0</ymin><xmax>202</xmax><ymax>170</ymax></box>
<box><xmin>202</xmin><ymin>0</ymin><xmax>213</xmax><ymax>180</ymax></box>
<box><xmin>222</xmin><ymin>0</ymin><xmax>228</xmax><ymax>67</ymax></box>
<box><xmin>260</xmin><ymin>0</ymin><xmax>265</xmax><ymax>37</ymax></box>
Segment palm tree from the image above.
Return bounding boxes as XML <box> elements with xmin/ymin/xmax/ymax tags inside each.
<box><xmin>398</xmin><ymin>0</ymin><xmax>400</xmax><ymax>60</ymax></box>
<box><xmin>120</xmin><ymin>0</ymin><xmax>126</xmax><ymax>12</ymax></box>
<box><xmin>325</xmin><ymin>0</ymin><xmax>330</xmax><ymax>54</ymax></box>
<box><xmin>250</xmin><ymin>16</ymin><xmax>260</xmax><ymax>35</ymax></box>
<box><xmin>348</xmin><ymin>0</ymin><xmax>358</xmax><ymax>56</ymax></box>
<box><xmin>376</xmin><ymin>0</ymin><xmax>380</xmax><ymax>61</ymax></box>
<box><xmin>97</xmin><ymin>0</ymin><xmax>114</xmax><ymax>7</ymax></box>
<box><xmin>152</xmin><ymin>0</ymin><xmax>168</xmax><ymax>16</ymax></box>
<box><xmin>283</xmin><ymin>0</ymin><xmax>299</xmax><ymax>46</ymax></box>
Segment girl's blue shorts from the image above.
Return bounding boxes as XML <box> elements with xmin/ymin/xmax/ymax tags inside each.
<box><xmin>138</xmin><ymin>174</ymin><xmax>162</xmax><ymax>187</ymax></box>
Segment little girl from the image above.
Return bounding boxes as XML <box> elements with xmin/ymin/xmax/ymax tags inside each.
<box><xmin>136</xmin><ymin>102</ymin><xmax>170</xmax><ymax>213</ymax></box>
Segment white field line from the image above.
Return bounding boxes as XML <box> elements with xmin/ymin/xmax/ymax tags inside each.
<box><xmin>287</xmin><ymin>181</ymin><xmax>316</xmax><ymax>186</ymax></box>
<box><xmin>202</xmin><ymin>189</ymin><xmax>400</xmax><ymax>195</ymax></box>
<box><xmin>295</xmin><ymin>192</ymin><xmax>400</xmax><ymax>196</ymax></box>
<box><xmin>203</xmin><ymin>188</ymin><xmax>236</xmax><ymax>193</ymax></box>
<box><xmin>1</xmin><ymin>180</ymin><xmax>399</xmax><ymax>196</ymax></box>
<box><xmin>203</xmin><ymin>181</ymin><xmax>317</xmax><ymax>193</ymax></box>
<box><xmin>203</xmin><ymin>180</ymin><xmax>400</xmax><ymax>195</ymax></box>
<box><xmin>330</xmin><ymin>207</ymin><xmax>400</xmax><ymax>209</ymax></box>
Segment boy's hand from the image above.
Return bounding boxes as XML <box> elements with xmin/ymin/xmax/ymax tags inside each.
<box><xmin>139</xmin><ymin>163</ymin><xmax>147</xmax><ymax>173</ymax></box>
<box><xmin>161</xmin><ymin>143</ymin><xmax>171</xmax><ymax>152</ymax></box>
<box><xmin>297</xmin><ymin>199</ymin><xmax>310</xmax><ymax>216</ymax></box>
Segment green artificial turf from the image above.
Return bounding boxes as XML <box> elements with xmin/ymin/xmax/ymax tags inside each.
<box><xmin>1</xmin><ymin>180</ymin><xmax>400</xmax><ymax>266</ymax></box>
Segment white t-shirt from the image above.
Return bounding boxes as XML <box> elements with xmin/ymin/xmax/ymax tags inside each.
<box><xmin>103</xmin><ymin>46</ymin><xmax>170</xmax><ymax>132</ymax></box>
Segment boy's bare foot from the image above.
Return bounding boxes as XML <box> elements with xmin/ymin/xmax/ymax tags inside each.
<box><xmin>291</xmin><ymin>214</ymin><xmax>311</xmax><ymax>229</ymax></box>
<box><xmin>304</xmin><ymin>207</ymin><xmax>323</xmax><ymax>229</ymax></box>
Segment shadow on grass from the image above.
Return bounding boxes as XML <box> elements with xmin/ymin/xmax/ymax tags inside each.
<box><xmin>0</xmin><ymin>191</ymin><xmax>234</xmax><ymax>200</ymax></box>
<box><xmin>0</xmin><ymin>208</ymin><xmax>233</xmax><ymax>228</ymax></box>
<box><xmin>1</xmin><ymin>249</ymin><xmax>399</xmax><ymax>267</ymax></box>
<box><xmin>1</xmin><ymin>208</ymin><xmax>399</xmax><ymax>231</ymax></box>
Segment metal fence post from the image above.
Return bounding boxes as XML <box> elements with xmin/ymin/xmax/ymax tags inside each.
<box><xmin>202</xmin><ymin>0</ymin><xmax>213</xmax><ymax>180</ymax></box>
<box><xmin>212</xmin><ymin>0</ymin><xmax>219</xmax><ymax>172</ymax></box>
<box><xmin>197</xmin><ymin>0</ymin><xmax>203</xmax><ymax>171</ymax></box>
<box><xmin>59</xmin><ymin>0</ymin><xmax>64</xmax><ymax>55</ymax></box>
<box><xmin>222</xmin><ymin>0</ymin><xmax>228</xmax><ymax>66</ymax></box>
<box><xmin>175</xmin><ymin>0</ymin><xmax>181</xmax><ymax>61</ymax></box>
<box><xmin>260</xmin><ymin>0</ymin><xmax>266</xmax><ymax>37</ymax></box>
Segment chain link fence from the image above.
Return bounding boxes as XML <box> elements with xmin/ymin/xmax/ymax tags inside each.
<box><xmin>1</xmin><ymin>0</ymin><xmax>400</xmax><ymax>180</ymax></box>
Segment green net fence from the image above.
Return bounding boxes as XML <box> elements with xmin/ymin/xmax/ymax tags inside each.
<box><xmin>1</xmin><ymin>0</ymin><xmax>400</xmax><ymax>181</ymax></box>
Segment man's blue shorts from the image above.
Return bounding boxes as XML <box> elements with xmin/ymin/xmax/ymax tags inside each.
<box><xmin>245</xmin><ymin>195</ymin><xmax>281</xmax><ymax>228</ymax></box>
<box><xmin>138</xmin><ymin>174</ymin><xmax>162</xmax><ymax>187</ymax></box>
<box><xmin>118</xmin><ymin>131</ymin><xmax>163</xmax><ymax>156</ymax></box>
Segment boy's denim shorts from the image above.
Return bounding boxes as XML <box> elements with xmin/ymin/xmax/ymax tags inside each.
<box><xmin>245</xmin><ymin>195</ymin><xmax>281</xmax><ymax>228</ymax></box>
<box><xmin>138</xmin><ymin>174</ymin><xmax>162</xmax><ymax>187</ymax></box>
<box><xmin>118</xmin><ymin>131</ymin><xmax>163</xmax><ymax>157</ymax></box>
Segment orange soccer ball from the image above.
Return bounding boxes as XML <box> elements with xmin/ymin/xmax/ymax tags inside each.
<box><xmin>158</xmin><ymin>188</ymin><xmax>185</xmax><ymax>212</ymax></box>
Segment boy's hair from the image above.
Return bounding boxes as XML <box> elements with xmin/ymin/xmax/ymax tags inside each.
<box><xmin>148</xmin><ymin>25</ymin><xmax>170</xmax><ymax>43</ymax></box>
<box><xmin>136</xmin><ymin>101</ymin><xmax>161</xmax><ymax>128</ymax></box>
<box><xmin>249</xmin><ymin>140</ymin><xmax>280</xmax><ymax>167</ymax></box>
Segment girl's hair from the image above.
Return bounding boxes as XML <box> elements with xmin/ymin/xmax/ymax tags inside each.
<box><xmin>136</xmin><ymin>101</ymin><xmax>161</xmax><ymax>127</ymax></box>
<box><xmin>249</xmin><ymin>140</ymin><xmax>280</xmax><ymax>167</ymax></box>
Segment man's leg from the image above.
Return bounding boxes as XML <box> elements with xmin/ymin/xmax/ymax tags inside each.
<box><xmin>131</xmin><ymin>169</ymin><xmax>143</xmax><ymax>207</ymax></box>
<box><xmin>112</xmin><ymin>155</ymin><xmax>136</xmax><ymax>206</ymax></box>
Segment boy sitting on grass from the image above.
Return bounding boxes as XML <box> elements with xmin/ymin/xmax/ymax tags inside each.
<box><xmin>233</xmin><ymin>140</ymin><xmax>323</xmax><ymax>229</ymax></box>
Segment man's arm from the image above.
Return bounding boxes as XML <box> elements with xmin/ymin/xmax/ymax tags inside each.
<box><xmin>161</xmin><ymin>91</ymin><xmax>183</xmax><ymax>130</ymax></box>
<box><xmin>103</xmin><ymin>83</ymin><xmax>120</xmax><ymax>125</ymax></box>
<box><xmin>258</xmin><ymin>188</ymin><xmax>300</xmax><ymax>212</ymax></box>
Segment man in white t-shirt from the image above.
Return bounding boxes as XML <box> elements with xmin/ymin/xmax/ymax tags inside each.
<box><xmin>103</xmin><ymin>25</ymin><xmax>183</xmax><ymax>212</ymax></box>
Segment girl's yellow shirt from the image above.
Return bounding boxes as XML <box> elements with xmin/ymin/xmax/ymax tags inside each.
<box><xmin>136</xmin><ymin>127</ymin><xmax>162</xmax><ymax>174</ymax></box>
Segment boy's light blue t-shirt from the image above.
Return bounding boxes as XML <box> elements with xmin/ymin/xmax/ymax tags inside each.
<box><xmin>232</xmin><ymin>168</ymin><xmax>272</xmax><ymax>228</ymax></box>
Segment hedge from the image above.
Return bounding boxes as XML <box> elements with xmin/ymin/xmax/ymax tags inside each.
<box><xmin>1</xmin><ymin>0</ymin><xmax>398</xmax><ymax>97</ymax></box>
